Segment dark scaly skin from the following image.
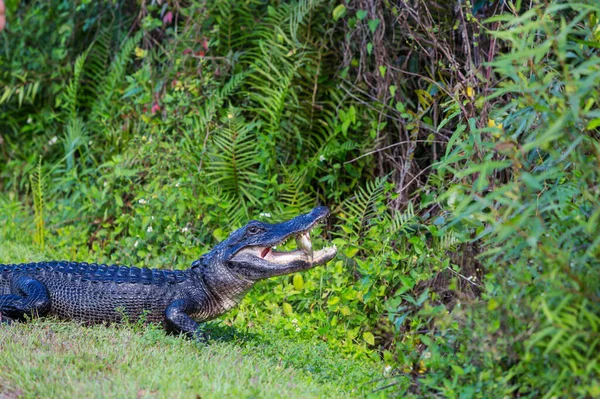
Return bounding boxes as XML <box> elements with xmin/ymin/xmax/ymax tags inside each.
<box><xmin>0</xmin><ymin>207</ymin><xmax>336</xmax><ymax>341</ymax></box>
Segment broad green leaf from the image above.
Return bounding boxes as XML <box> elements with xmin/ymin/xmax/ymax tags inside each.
<box><xmin>332</xmin><ymin>4</ymin><xmax>346</xmax><ymax>21</ymax></box>
<box><xmin>368</xmin><ymin>19</ymin><xmax>380</xmax><ymax>33</ymax></box>
<box><xmin>293</xmin><ymin>274</ymin><xmax>304</xmax><ymax>290</ymax></box>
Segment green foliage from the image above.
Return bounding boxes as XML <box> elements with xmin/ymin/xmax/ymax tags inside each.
<box><xmin>425</xmin><ymin>1</ymin><xmax>600</xmax><ymax>397</ymax></box>
<box><xmin>1</xmin><ymin>0</ymin><xmax>599</xmax><ymax>397</ymax></box>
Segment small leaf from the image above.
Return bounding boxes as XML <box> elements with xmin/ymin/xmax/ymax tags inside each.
<box><xmin>212</xmin><ymin>228</ymin><xmax>226</xmax><ymax>241</ymax></box>
<box><xmin>420</xmin><ymin>335</ymin><xmax>433</xmax><ymax>346</ymax></box>
<box><xmin>134</xmin><ymin>47</ymin><xmax>147</xmax><ymax>59</ymax></box>
<box><xmin>379</xmin><ymin>65</ymin><xmax>387</xmax><ymax>78</ymax></box>
<box><xmin>283</xmin><ymin>302</ymin><xmax>293</xmax><ymax>316</ymax></box>
<box><xmin>587</xmin><ymin>118</ymin><xmax>600</xmax><ymax>130</ymax></box>
<box><xmin>368</xmin><ymin>19</ymin><xmax>380</xmax><ymax>33</ymax></box>
<box><xmin>488</xmin><ymin>118</ymin><xmax>504</xmax><ymax>130</ymax></box>
<box><xmin>367</xmin><ymin>42</ymin><xmax>373</xmax><ymax>55</ymax></box>
<box><xmin>488</xmin><ymin>298</ymin><xmax>499</xmax><ymax>311</ymax></box>
<box><xmin>293</xmin><ymin>274</ymin><xmax>304</xmax><ymax>290</ymax></box>
<box><xmin>344</xmin><ymin>245</ymin><xmax>359</xmax><ymax>257</ymax></box>
<box><xmin>332</xmin><ymin>4</ymin><xmax>347</xmax><ymax>21</ymax></box>
<box><xmin>357</xmin><ymin>10</ymin><xmax>368</xmax><ymax>20</ymax></box>
<box><xmin>363</xmin><ymin>331</ymin><xmax>375</xmax><ymax>345</ymax></box>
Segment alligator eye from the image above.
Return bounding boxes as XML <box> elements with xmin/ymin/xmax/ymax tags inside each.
<box><xmin>247</xmin><ymin>226</ymin><xmax>261</xmax><ymax>235</ymax></box>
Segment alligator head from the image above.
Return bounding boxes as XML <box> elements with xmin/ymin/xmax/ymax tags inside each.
<box><xmin>192</xmin><ymin>207</ymin><xmax>336</xmax><ymax>318</ymax></box>
<box><xmin>201</xmin><ymin>206</ymin><xmax>337</xmax><ymax>281</ymax></box>
<box><xmin>195</xmin><ymin>206</ymin><xmax>335</xmax><ymax>279</ymax></box>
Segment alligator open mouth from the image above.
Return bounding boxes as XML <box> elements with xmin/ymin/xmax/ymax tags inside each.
<box><xmin>231</xmin><ymin>214</ymin><xmax>336</xmax><ymax>266</ymax></box>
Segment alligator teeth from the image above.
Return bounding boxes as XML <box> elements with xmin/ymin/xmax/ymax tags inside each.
<box><xmin>296</xmin><ymin>232</ymin><xmax>313</xmax><ymax>258</ymax></box>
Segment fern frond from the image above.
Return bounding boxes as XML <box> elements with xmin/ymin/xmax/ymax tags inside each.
<box><xmin>204</xmin><ymin>182</ymin><xmax>250</xmax><ymax>229</ymax></box>
<box><xmin>435</xmin><ymin>230</ymin><xmax>460</xmax><ymax>252</ymax></box>
<box><xmin>342</xmin><ymin>177</ymin><xmax>387</xmax><ymax>239</ymax></box>
<box><xmin>275</xmin><ymin>166</ymin><xmax>315</xmax><ymax>219</ymax></box>
<box><xmin>29</xmin><ymin>157</ymin><xmax>46</xmax><ymax>250</ymax></box>
<box><xmin>79</xmin><ymin>28</ymin><xmax>113</xmax><ymax>111</ymax></box>
<box><xmin>60</xmin><ymin>51</ymin><xmax>89</xmax><ymax>122</ymax></box>
<box><xmin>89</xmin><ymin>31</ymin><xmax>142</xmax><ymax>127</ymax></box>
<box><xmin>387</xmin><ymin>202</ymin><xmax>417</xmax><ymax>235</ymax></box>
<box><xmin>247</xmin><ymin>41</ymin><xmax>301</xmax><ymax>169</ymax></box>
<box><xmin>288</xmin><ymin>0</ymin><xmax>324</xmax><ymax>44</ymax></box>
<box><xmin>194</xmin><ymin>71</ymin><xmax>249</xmax><ymax>132</ymax></box>
<box><xmin>206</xmin><ymin>107</ymin><xmax>264</xmax><ymax>205</ymax></box>
<box><xmin>62</xmin><ymin>117</ymin><xmax>90</xmax><ymax>172</ymax></box>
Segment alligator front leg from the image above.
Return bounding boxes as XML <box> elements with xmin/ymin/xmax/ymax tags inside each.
<box><xmin>0</xmin><ymin>276</ymin><xmax>51</xmax><ymax>322</ymax></box>
<box><xmin>164</xmin><ymin>299</ymin><xmax>207</xmax><ymax>343</ymax></box>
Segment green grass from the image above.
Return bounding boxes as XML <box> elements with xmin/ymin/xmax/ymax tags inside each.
<box><xmin>0</xmin><ymin>241</ymin><xmax>387</xmax><ymax>398</ymax></box>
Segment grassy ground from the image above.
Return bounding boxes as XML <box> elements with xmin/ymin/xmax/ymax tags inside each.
<box><xmin>0</xmin><ymin>241</ymin><xmax>386</xmax><ymax>399</ymax></box>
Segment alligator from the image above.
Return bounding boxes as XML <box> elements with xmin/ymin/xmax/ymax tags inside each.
<box><xmin>0</xmin><ymin>206</ymin><xmax>336</xmax><ymax>341</ymax></box>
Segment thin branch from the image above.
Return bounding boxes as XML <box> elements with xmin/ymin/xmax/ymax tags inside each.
<box><xmin>345</xmin><ymin>140</ymin><xmax>448</xmax><ymax>164</ymax></box>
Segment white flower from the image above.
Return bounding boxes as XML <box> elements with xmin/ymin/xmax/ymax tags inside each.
<box><xmin>181</xmin><ymin>226</ymin><xmax>189</xmax><ymax>233</ymax></box>
<box><xmin>134</xmin><ymin>240</ymin><xmax>139</xmax><ymax>248</ymax></box>
<box><xmin>260</xmin><ymin>212</ymin><xmax>271</xmax><ymax>218</ymax></box>
<box><xmin>291</xmin><ymin>318</ymin><xmax>298</xmax><ymax>325</ymax></box>
<box><xmin>103</xmin><ymin>181</ymin><xmax>108</xmax><ymax>187</ymax></box>
<box><xmin>319</xmin><ymin>155</ymin><xmax>326</xmax><ymax>162</ymax></box>
<box><xmin>27</xmin><ymin>117</ymin><xmax>32</xmax><ymax>124</ymax></box>
<box><xmin>384</xmin><ymin>365</ymin><xmax>392</xmax><ymax>375</ymax></box>
<box><xmin>48</xmin><ymin>136</ymin><xmax>58</xmax><ymax>146</ymax></box>
<box><xmin>138</xmin><ymin>199</ymin><xmax>147</xmax><ymax>204</ymax></box>
<box><xmin>147</xmin><ymin>226</ymin><xmax>153</xmax><ymax>232</ymax></box>
<box><xmin>175</xmin><ymin>182</ymin><xmax>181</xmax><ymax>188</ymax></box>
<box><xmin>295</xmin><ymin>327</ymin><xmax>300</xmax><ymax>332</ymax></box>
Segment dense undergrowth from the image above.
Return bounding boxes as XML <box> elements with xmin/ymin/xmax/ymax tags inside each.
<box><xmin>1</xmin><ymin>0</ymin><xmax>599</xmax><ymax>397</ymax></box>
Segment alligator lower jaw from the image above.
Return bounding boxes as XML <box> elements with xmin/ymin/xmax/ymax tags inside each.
<box><xmin>233</xmin><ymin>245</ymin><xmax>337</xmax><ymax>265</ymax></box>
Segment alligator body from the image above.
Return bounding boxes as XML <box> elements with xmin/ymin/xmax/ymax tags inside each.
<box><xmin>0</xmin><ymin>207</ymin><xmax>336</xmax><ymax>341</ymax></box>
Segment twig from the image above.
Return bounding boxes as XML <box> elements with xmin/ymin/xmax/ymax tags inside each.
<box><xmin>345</xmin><ymin>140</ymin><xmax>448</xmax><ymax>164</ymax></box>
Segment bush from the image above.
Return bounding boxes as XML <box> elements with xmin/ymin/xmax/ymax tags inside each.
<box><xmin>410</xmin><ymin>1</ymin><xmax>600</xmax><ymax>397</ymax></box>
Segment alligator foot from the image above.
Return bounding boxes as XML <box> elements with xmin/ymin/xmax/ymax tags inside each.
<box><xmin>193</xmin><ymin>328</ymin><xmax>208</xmax><ymax>344</ymax></box>
<box><xmin>165</xmin><ymin>299</ymin><xmax>209</xmax><ymax>343</ymax></box>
